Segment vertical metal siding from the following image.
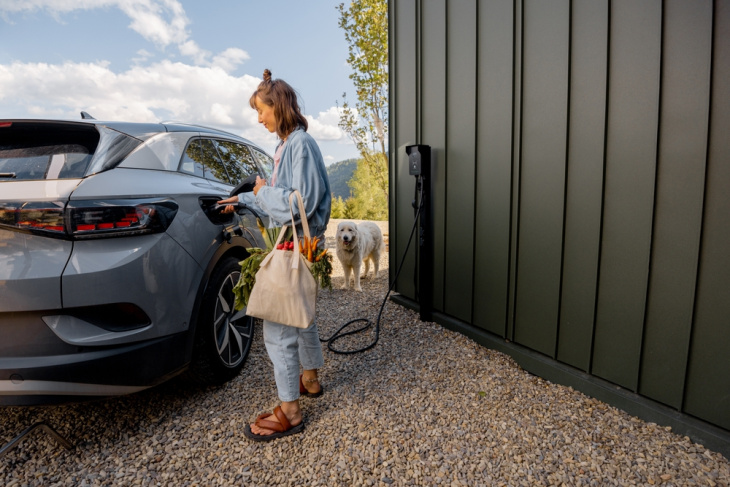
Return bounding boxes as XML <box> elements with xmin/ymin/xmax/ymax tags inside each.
<box><xmin>392</xmin><ymin>0</ymin><xmax>419</xmax><ymax>299</ymax></box>
<box><xmin>513</xmin><ymin>0</ymin><xmax>570</xmax><ymax>356</ymax></box>
<box><xmin>391</xmin><ymin>0</ymin><xmax>730</xmax><ymax>435</ymax></box>
<box><xmin>639</xmin><ymin>0</ymin><xmax>713</xmax><ymax>410</ymax></box>
<box><xmin>443</xmin><ymin>0</ymin><xmax>477</xmax><ymax>322</ymax></box>
<box><xmin>506</xmin><ymin>0</ymin><xmax>523</xmax><ymax>342</ymax></box>
<box><xmin>421</xmin><ymin>0</ymin><xmax>447</xmax><ymax>311</ymax></box>
<box><xmin>473</xmin><ymin>0</ymin><xmax>514</xmax><ymax>338</ymax></box>
<box><xmin>557</xmin><ymin>0</ymin><xmax>609</xmax><ymax>371</ymax></box>
<box><xmin>683</xmin><ymin>0</ymin><xmax>730</xmax><ymax>431</ymax></box>
<box><xmin>591</xmin><ymin>0</ymin><xmax>662</xmax><ymax>391</ymax></box>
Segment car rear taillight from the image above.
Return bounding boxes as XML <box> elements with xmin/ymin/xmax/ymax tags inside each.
<box><xmin>0</xmin><ymin>201</ymin><xmax>67</xmax><ymax>237</ymax></box>
<box><xmin>68</xmin><ymin>200</ymin><xmax>178</xmax><ymax>239</ymax></box>
<box><xmin>0</xmin><ymin>199</ymin><xmax>178</xmax><ymax>239</ymax></box>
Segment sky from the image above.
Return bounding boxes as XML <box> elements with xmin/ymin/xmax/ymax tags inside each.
<box><xmin>0</xmin><ymin>0</ymin><xmax>361</xmax><ymax>164</ymax></box>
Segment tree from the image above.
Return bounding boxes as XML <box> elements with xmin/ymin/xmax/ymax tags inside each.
<box><xmin>337</xmin><ymin>0</ymin><xmax>389</xmax><ymax>204</ymax></box>
<box><xmin>330</xmin><ymin>195</ymin><xmax>347</xmax><ymax>219</ymax></box>
<box><xmin>347</xmin><ymin>157</ymin><xmax>388</xmax><ymax>220</ymax></box>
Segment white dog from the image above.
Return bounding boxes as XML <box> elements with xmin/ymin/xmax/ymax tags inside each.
<box><xmin>335</xmin><ymin>221</ymin><xmax>385</xmax><ymax>292</ymax></box>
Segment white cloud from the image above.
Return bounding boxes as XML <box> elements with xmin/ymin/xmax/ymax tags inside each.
<box><xmin>132</xmin><ymin>49</ymin><xmax>154</xmax><ymax>64</ymax></box>
<box><xmin>0</xmin><ymin>0</ymin><xmax>188</xmax><ymax>45</ymax></box>
<box><xmin>212</xmin><ymin>48</ymin><xmax>250</xmax><ymax>73</ymax></box>
<box><xmin>316</xmin><ymin>106</ymin><xmax>345</xmax><ymax>127</ymax></box>
<box><xmin>118</xmin><ymin>0</ymin><xmax>189</xmax><ymax>46</ymax></box>
<box><xmin>0</xmin><ymin>59</ymin><xmax>262</xmax><ymax>132</ymax></box>
<box><xmin>0</xmin><ymin>0</ymin><xmax>249</xmax><ymax>72</ymax></box>
<box><xmin>306</xmin><ymin>107</ymin><xmax>346</xmax><ymax>141</ymax></box>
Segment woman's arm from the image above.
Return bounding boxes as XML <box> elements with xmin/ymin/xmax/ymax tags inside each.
<box><xmin>217</xmin><ymin>175</ymin><xmax>269</xmax><ymax>214</ymax></box>
<box><xmin>254</xmin><ymin>133</ymin><xmax>326</xmax><ymax>226</ymax></box>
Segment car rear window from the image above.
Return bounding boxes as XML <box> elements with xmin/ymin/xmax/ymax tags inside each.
<box><xmin>0</xmin><ymin>145</ymin><xmax>92</xmax><ymax>180</ymax></box>
<box><xmin>0</xmin><ymin>122</ymin><xmax>99</xmax><ymax>180</ymax></box>
<box><xmin>0</xmin><ymin>122</ymin><xmax>141</xmax><ymax>181</ymax></box>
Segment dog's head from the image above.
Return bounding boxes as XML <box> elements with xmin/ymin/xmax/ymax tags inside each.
<box><xmin>336</xmin><ymin>221</ymin><xmax>358</xmax><ymax>249</ymax></box>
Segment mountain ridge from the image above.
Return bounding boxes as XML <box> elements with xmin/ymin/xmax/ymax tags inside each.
<box><xmin>326</xmin><ymin>158</ymin><xmax>357</xmax><ymax>200</ymax></box>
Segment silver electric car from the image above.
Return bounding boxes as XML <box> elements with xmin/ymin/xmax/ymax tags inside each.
<box><xmin>0</xmin><ymin>117</ymin><xmax>273</xmax><ymax>405</ymax></box>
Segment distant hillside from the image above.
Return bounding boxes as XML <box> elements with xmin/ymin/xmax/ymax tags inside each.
<box><xmin>327</xmin><ymin>158</ymin><xmax>357</xmax><ymax>200</ymax></box>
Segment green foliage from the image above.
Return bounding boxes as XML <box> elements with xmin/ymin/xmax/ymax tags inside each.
<box><xmin>337</xmin><ymin>0</ymin><xmax>389</xmax><ymax>203</ymax></box>
<box><xmin>343</xmin><ymin>155</ymin><xmax>388</xmax><ymax>220</ymax></box>
<box><xmin>331</xmin><ymin>195</ymin><xmax>348</xmax><ymax>219</ymax></box>
<box><xmin>311</xmin><ymin>252</ymin><xmax>334</xmax><ymax>291</ymax></box>
<box><xmin>232</xmin><ymin>248</ymin><xmax>267</xmax><ymax>311</ymax></box>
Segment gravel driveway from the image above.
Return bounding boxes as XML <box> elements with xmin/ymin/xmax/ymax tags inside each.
<box><xmin>1</xmin><ymin>220</ymin><xmax>728</xmax><ymax>486</ymax></box>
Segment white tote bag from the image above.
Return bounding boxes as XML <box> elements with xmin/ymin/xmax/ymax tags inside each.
<box><xmin>245</xmin><ymin>191</ymin><xmax>317</xmax><ymax>328</ymax></box>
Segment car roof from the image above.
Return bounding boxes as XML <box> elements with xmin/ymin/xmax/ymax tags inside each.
<box><xmin>0</xmin><ymin>118</ymin><xmax>261</xmax><ymax>148</ymax></box>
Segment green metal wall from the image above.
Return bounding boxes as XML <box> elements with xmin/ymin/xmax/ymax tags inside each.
<box><xmin>389</xmin><ymin>0</ymin><xmax>730</xmax><ymax>443</ymax></box>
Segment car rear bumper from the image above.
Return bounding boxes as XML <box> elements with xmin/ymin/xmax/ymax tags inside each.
<box><xmin>0</xmin><ymin>332</ymin><xmax>189</xmax><ymax>405</ymax></box>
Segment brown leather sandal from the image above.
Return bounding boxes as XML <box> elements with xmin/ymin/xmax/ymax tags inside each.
<box><xmin>243</xmin><ymin>405</ymin><xmax>304</xmax><ymax>442</ymax></box>
<box><xmin>299</xmin><ymin>374</ymin><xmax>323</xmax><ymax>398</ymax></box>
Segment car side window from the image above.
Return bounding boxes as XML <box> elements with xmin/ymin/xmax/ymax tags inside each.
<box><xmin>213</xmin><ymin>140</ymin><xmax>259</xmax><ymax>186</ymax></box>
<box><xmin>199</xmin><ymin>139</ymin><xmax>230</xmax><ymax>184</ymax></box>
<box><xmin>249</xmin><ymin>146</ymin><xmax>273</xmax><ymax>179</ymax></box>
<box><xmin>179</xmin><ymin>139</ymin><xmax>205</xmax><ymax>177</ymax></box>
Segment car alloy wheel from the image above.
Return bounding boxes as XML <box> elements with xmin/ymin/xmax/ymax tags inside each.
<box><xmin>212</xmin><ymin>268</ymin><xmax>253</xmax><ymax>368</ymax></box>
<box><xmin>188</xmin><ymin>256</ymin><xmax>255</xmax><ymax>385</ymax></box>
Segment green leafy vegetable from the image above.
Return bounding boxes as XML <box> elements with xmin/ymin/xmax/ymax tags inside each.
<box><xmin>232</xmin><ymin>248</ymin><xmax>267</xmax><ymax>311</ymax></box>
<box><xmin>310</xmin><ymin>252</ymin><xmax>333</xmax><ymax>291</ymax></box>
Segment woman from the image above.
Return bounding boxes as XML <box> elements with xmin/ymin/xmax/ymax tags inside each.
<box><xmin>218</xmin><ymin>69</ymin><xmax>331</xmax><ymax>441</ymax></box>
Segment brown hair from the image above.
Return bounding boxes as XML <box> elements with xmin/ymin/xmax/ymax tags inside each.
<box><xmin>249</xmin><ymin>69</ymin><xmax>308</xmax><ymax>139</ymax></box>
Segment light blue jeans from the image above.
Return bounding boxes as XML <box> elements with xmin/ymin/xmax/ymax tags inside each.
<box><xmin>263</xmin><ymin>319</ymin><xmax>325</xmax><ymax>402</ymax></box>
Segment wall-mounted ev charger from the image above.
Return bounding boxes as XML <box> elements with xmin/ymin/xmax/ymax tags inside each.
<box><xmin>405</xmin><ymin>144</ymin><xmax>432</xmax><ymax>322</ymax></box>
<box><xmin>322</xmin><ymin>144</ymin><xmax>434</xmax><ymax>353</ymax></box>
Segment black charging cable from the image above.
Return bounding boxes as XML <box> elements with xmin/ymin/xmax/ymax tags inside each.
<box><xmin>320</xmin><ymin>175</ymin><xmax>424</xmax><ymax>354</ymax></box>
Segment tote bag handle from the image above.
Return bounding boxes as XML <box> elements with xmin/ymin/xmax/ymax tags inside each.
<box><xmin>260</xmin><ymin>190</ymin><xmax>311</xmax><ymax>270</ymax></box>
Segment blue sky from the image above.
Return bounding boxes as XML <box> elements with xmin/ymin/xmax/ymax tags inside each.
<box><xmin>0</xmin><ymin>0</ymin><xmax>362</xmax><ymax>163</ymax></box>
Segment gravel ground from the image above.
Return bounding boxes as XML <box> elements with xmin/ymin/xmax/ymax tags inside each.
<box><xmin>1</xmin><ymin>220</ymin><xmax>729</xmax><ymax>486</ymax></box>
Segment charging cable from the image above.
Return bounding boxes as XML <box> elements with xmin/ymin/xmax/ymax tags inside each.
<box><xmin>320</xmin><ymin>175</ymin><xmax>424</xmax><ymax>354</ymax></box>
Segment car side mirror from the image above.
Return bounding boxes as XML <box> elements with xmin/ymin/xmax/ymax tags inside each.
<box><xmin>229</xmin><ymin>174</ymin><xmax>258</xmax><ymax>197</ymax></box>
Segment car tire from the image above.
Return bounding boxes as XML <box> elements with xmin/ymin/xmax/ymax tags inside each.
<box><xmin>187</xmin><ymin>255</ymin><xmax>256</xmax><ymax>385</ymax></box>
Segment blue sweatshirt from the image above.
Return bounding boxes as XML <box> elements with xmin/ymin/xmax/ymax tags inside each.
<box><xmin>238</xmin><ymin>126</ymin><xmax>331</xmax><ymax>240</ymax></box>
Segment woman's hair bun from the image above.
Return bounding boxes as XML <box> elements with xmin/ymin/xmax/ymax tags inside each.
<box><xmin>263</xmin><ymin>69</ymin><xmax>272</xmax><ymax>82</ymax></box>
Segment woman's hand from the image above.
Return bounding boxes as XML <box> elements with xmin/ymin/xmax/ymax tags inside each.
<box><xmin>217</xmin><ymin>196</ymin><xmax>238</xmax><ymax>214</ymax></box>
<box><xmin>253</xmin><ymin>176</ymin><xmax>267</xmax><ymax>195</ymax></box>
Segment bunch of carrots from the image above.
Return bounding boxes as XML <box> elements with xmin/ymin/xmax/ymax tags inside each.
<box><xmin>280</xmin><ymin>235</ymin><xmax>332</xmax><ymax>289</ymax></box>
<box><xmin>275</xmin><ymin>236</ymin><xmax>327</xmax><ymax>262</ymax></box>
<box><xmin>299</xmin><ymin>236</ymin><xmax>328</xmax><ymax>263</ymax></box>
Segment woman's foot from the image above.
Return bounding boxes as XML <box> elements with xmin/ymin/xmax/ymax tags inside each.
<box><xmin>299</xmin><ymin>374</ymin><xmax>323</xmax><ymax>397</ymax></box>
<box><xmin>245</xmin><ymin>403</ymin><xmax>303</xmax><ymax>441</ymax></box>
